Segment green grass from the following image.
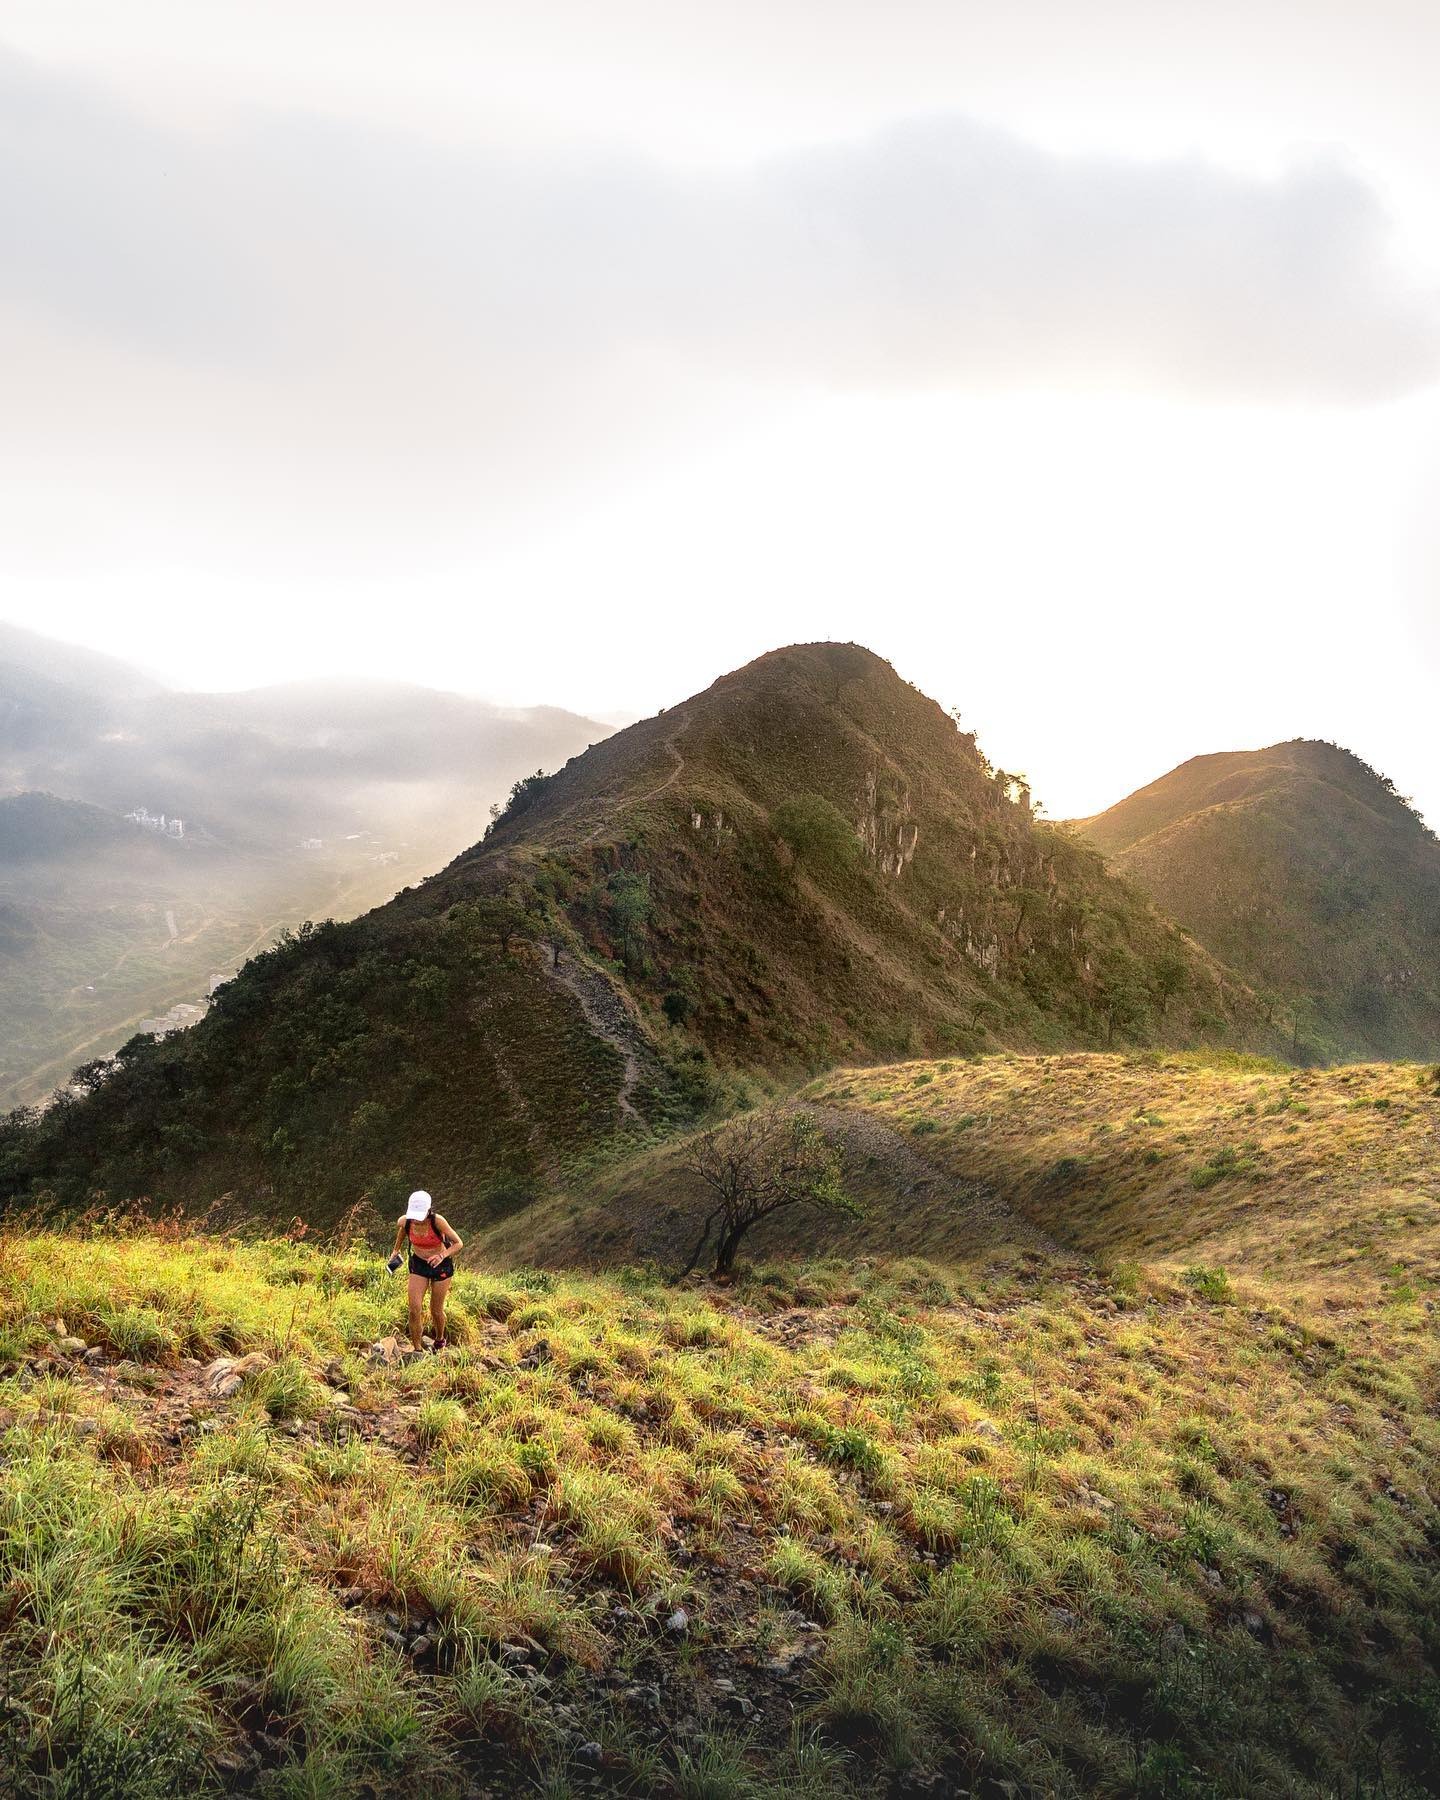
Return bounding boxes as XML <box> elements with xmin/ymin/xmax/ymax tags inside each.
<box><xmin>0</xmin><ymin>1220</ymin><xmax>1436</xmax><ymax>1796</ymax></box>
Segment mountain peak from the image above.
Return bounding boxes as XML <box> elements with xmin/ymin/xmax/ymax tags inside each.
<box><xmin>1081</xmin><ymin>742</ymin><xmax>1440</xmax><ymax>1059</ymax></box>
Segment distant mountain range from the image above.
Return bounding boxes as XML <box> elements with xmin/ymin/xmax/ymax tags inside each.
<box><xmin>0</xmin><ymin>621</ymin><xmax>608</xmax><ymax>853</ymax></box>
<box><xmin>1078</xmin><ymin>740</ymin><xmax>1440</xmax><ymax>1060</ymax></box>
<box><xmin>1</xmin><ymin>641</ymin><xmax>1269</xmax><ymax>1220</ymax></box>
<box><xmin>0</xmin><ymin>622</ymin><xmax>608</xmax><ymax>1105</ymax></box>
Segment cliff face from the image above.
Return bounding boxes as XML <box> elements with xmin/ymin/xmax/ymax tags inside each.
<box><xmin>2</xmin><ymin>644</ymin><xmax>1267</xmax><ymax>1222</ymax></box>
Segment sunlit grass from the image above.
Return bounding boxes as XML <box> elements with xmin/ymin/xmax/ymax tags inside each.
<box><xmin>0</xmin><ymin>1211</ymin><xmax>1436</xmax><ymax>1795</ymax></box>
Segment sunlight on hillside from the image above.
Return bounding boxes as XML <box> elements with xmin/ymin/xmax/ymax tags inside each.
<box><xmin>1</xmin><ymin>1196</ymin><xmax>1436</xmax><ymax>1795</ymax></box>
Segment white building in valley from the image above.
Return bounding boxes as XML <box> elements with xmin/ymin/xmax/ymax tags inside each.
<box><xmin>137</xmin><ymin>1001</ymin><xmax>205</xmax><ymax>1038</ymax></box>
<box><xmin>127</xmin><ymin>806</ymin><xmax>185</xmax><ymax>838</ymax></box>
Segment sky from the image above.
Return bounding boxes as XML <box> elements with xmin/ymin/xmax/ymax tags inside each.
<box><xmin>2</xmin><ymin>1</ymin><xmax>1438</xmax><ymax>821</ymax></box>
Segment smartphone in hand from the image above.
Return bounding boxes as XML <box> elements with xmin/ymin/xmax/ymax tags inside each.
<box><xmin>386</xmin><ymin>1252</ymin><xmax>403</xmax><ymax>1272</ymax></box>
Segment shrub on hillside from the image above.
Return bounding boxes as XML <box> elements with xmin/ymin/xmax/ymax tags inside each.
<box><xmin>1182</xmin><ymin>1264</ymin><xmax>1234</xmax><ymax>1303</ymax></box>
<box><xmin>1190</xmin><ymin>1146</ymin><xmax>1252</xmax><ymax>1189</ymax></box>
<box><xmin>606</xmin><ymin>871</ymin><xmax>652</xmax><ymax>968</ymax></box>
<box><xmin>771</xmin><ymin>794</ymin><xmax>860</xmax><ymax>879</ymax></box>
<box><xmin>486</xmin><ymin>768</ymin><xmax>554</xmax><ymax>835</ymax></box>
<box><xmin>662</xmin><ymin>989</ymin><xmax>695</xmax><ymax>1027</ymax></box>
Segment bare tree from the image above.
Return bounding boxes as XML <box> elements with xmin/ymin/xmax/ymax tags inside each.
<box><xmin>680</xmin><ymin>1106</ymin><xmax>857</xmax><ymax>1278</ymax></box>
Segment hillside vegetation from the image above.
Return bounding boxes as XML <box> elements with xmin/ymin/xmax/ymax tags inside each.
<box><xmin>809</xmin><ymin>1052</ymin><xmax>1440</xmax><ymax>1290</ymax></box>
<box><xmin>1079</xmin><ymin>741</ymin><xmax>1440</xmax><ymax>1062</ymax></box>
<box><xmin>0</xmin><ymin>1198</ymin><xmax>1435</xmax><ymax>1798</ymax></box>
<box><xmin>1</xmin><ymin>644</ymin><xmax>1273</xmax><ymax>1223</ymax></box>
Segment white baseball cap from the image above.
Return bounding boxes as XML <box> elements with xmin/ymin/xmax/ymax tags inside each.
<box><xmin>405</xmin><ymin>1190</ymin><xmax>433</xmax><ymax>1220</ymax></box>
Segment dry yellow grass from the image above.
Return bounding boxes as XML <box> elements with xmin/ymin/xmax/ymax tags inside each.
<box><xmin>1</xmin><ymin>1223</ymin><xmax>1437</xmax><ymax>1795</ymax></box>
<box><xmin>3</xmin><ymin>1051</ymin><xmax>1438</xmax><ymax>1795</ymax></box>
<box><xmin>808</xmin><ymin>1052</ymin><xmax>1440</xmax><ymax>1299</ymax></box>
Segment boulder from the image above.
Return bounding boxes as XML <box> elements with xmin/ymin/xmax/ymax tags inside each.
<box><xmin>204</xmin><ymin>1351</ymin><xmax>271</xmax><ymax>1395</ymax></box>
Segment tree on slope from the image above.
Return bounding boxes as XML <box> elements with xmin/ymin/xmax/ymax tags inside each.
<box><xmin>681</xmin><ymin>1106</ymin><xmax>856</xmax><ymax>1278</ymax></box>
<box><xmin>771</xmin><ymin>794</ymin><xmax>858</xmax><ymax>880</ymax></box>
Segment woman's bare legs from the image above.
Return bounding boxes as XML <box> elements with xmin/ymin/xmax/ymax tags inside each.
<box><xmin>406</xmin><ymin>1271</ymin><xmax>429</xmax><ymax>1350</ymax></box>
<box><xmin>429</xmin><ymin>1275</ymin><xmax>451</xmax><ymax>1347</ymax></box>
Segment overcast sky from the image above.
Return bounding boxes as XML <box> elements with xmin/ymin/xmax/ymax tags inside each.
<box><xmin>2</xmin><ymin>1</ymin><xmax>1438</xmax><ymax>821</ymax></box>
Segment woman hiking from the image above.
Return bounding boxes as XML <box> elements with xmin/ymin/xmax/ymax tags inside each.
<box><xmin>390</xmin><ymin>1189</ymin><xmax>463</xmax><ymax>1352</ymax></box>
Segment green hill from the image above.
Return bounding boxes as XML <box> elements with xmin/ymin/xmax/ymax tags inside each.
<box><xmin>0</xmin><ymin>643</ymin><xmax>1269</xmax><ymax>1222</ymax></box>
<box><xmin>1078</xmin><ymin>740</ymin><xmax>1440</xmax><ymax>1061</ymax></box>
<box><xmin>0</xmin><ymin>791</ymin><xmax>151</xmax><ymax>857</ymax></box>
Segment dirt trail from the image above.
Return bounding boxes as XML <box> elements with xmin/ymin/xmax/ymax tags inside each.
<box><xmin>542</xmin><ymin>948</ymin><xmax>654</xmax><ymax>1125</ymax></box>
<box><xmin>805</xmin><ymin>1103</ymin><xmax>1068</xmax><ymax>1259</ymax></box>
<box><xmin>581</xmin><ymin>705</ymin><xmax>692</xmax><ymax>845</ymax></box>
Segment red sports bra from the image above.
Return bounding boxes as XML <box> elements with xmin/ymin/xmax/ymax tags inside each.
<box><xmin>408</xmin><ymin>1216</ymin><xmax>445</xmax><ymax>1252</ymax></box>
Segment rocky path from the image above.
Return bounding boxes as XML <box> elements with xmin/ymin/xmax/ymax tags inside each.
<box><xmin>542</xmin><ymin>948</ymin><xmax>655</xmax><ymax>1126</ymax></box>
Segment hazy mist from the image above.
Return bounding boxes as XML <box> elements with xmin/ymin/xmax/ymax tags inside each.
<box><xmin>2</xmin><ymin>2</ymin><xmax>1439</xmax><ymax>823</ymax></box>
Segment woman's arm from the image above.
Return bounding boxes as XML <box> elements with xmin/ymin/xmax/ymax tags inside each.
<box><xmin>435</xmin><ymin>1215</ymin><xmax>463</xmax><ymax>1257</ymax></box>
<box><xmin>391</xmin><ymin>1219</ymin><xmax>407</xmax><ymax>1257</ymax></box>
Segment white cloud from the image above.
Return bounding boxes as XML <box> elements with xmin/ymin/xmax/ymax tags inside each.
<box><xmin>3</xmin><ymin>51</ymin><xmax>1436</xmax><ymax>470</ymax></box>
<box><xmin>3</xmin><ymin>33</ymin><xmax>1439</xmax><ymax>830</ymax></box>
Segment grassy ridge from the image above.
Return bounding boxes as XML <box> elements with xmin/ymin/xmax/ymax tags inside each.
<box><xmin>480</xmin><ymin>1054</ymin><xmax>1440</xmax><ymax>1293</ymax></box>
<box><xmin>1</xmin><ymin>1218</ymin><xmax>1436</xmax><ymax>1796</ymax></box>
<box><xmin>808</xmin><ymin>1053</ymin><xmax>1440</xmax><ymax>1292</ymax></box>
